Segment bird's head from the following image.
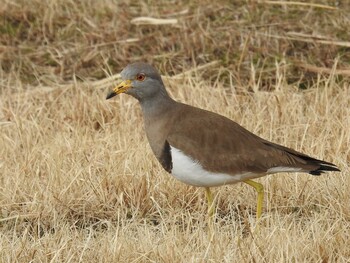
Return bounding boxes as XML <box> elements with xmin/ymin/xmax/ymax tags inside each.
<box><xmin>106</xmin><ymin>62</ymin><xmax>166</xmax><ymax>101</ymax></box>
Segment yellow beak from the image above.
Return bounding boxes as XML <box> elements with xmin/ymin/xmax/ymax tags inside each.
<box><xmin>106</xmin><ymin>79</ymin><xmax>132</xmax><ymax>99</ymax></box>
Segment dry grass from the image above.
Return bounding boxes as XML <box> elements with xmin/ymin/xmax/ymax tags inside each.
<box><xmin>0</xmin><ymin>0</ymin><xmax>349</xmax><ymax>262</ymax></box>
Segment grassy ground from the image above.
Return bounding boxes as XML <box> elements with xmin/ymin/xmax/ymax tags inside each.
<box><xmin>1</xmin><ymin>0</ymin><xmax>349</xmax><ymax>262</ymax></box>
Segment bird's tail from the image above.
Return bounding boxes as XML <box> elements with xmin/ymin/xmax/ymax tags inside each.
<box><xmin>309</xmin><ymin>161</ymin><xmax>341</xmax><ymax>175</ymax></box>
<box><xmin>263</xmin><ymin>141</ymin><xmax>341</xmax><ymax>175</ymax></box>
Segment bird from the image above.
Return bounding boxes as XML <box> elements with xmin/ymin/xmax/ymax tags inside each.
<box><xmin>106</xmin><ymin>62</ymin><xmax>340</xmax><ymax>221</ymax></box>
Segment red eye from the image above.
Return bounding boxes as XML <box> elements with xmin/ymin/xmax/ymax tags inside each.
<box><xmin>136</xmin><ymin>73</ymin><xmax>145</xmax><ymax>81</ymax></box>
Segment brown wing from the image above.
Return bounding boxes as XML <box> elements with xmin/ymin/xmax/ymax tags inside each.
<box><xmin>167</xmin><ymin>104</ymin><xmax>339</xmax><ymax>175</ymax></box>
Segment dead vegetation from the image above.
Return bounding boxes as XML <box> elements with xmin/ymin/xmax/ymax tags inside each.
<box><xmin>0</xmin><ymin>0</ymin><xmax>349</xmax><ymax>262</ymax></box>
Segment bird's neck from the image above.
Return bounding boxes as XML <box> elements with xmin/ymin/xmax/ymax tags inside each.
<box><xmin>140</xmin><ymin>93</ymin><xmax>179</xmax><ymax>162</ymax></box>
<box><xmin>140</xmin><ymin>93</ymin><xmax>177</xmax><ymax>120</ymax></box>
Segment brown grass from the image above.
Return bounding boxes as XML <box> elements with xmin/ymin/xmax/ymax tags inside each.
<box><xmin>0</xmin><ymin>0</ymin><xmax>349</xmax><ymax>262</ymax></box>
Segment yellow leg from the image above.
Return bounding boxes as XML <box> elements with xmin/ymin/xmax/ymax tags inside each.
<box><xmin>244</xmin><ymin>180</ymin><xmax>264</xmax><ymax>220</ymax></box>
<box><xmin>205</xmin><ymin>187</ymin><xmax>214</xmax><ymax>221</ymax></box>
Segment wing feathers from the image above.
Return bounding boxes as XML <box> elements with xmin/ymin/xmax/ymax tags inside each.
<box><xmin>167</xmin><ymin>103</ymin><xmax>340</xmax><ymax>176</ymax></box>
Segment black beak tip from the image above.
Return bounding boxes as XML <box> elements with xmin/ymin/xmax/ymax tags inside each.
<box><xmin>106</xmin><ymin>91</ymin><xmax>117</xmax><ymax>100</ymax></box>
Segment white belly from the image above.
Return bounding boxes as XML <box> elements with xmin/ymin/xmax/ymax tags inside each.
<box><xmin>170</xmin><ymin>146</ymin><xmax>256</xmax><ymax>187</ymax></box>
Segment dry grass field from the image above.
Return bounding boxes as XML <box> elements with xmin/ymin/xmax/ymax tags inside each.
<box><xmin>1</xmin><ymin>0</ymin><xmax>349</xmax><ymax>262</ymax></box>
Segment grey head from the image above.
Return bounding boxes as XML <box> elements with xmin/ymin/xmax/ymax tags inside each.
<box><xmin>106</xmin><ymin>62</ymin><xmax>169</xmax><ymax>102</ymax></box>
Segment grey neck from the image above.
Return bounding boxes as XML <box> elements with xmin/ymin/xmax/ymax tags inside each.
<box><xmin>140</xmin><ymin>91</ymin><xmax>177</xmax><ymax>119</ymax></box>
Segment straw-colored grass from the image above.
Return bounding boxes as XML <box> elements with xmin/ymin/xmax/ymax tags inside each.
<box><xmin>1</xmin><ymin>0</ymin><xmax>349</xmax><ymax>262</ymax></box>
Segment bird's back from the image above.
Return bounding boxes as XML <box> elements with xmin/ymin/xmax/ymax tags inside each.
<box><xmin>167</xmin><ymin>103</ymin><xmax>339</xmax><ymax>177</ymax></box>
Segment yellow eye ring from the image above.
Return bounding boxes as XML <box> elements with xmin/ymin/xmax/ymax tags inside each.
<box><xmin>136</xmin><ymin>73</ymin><xmax>146</xmax><ymax>81</ymax></box>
